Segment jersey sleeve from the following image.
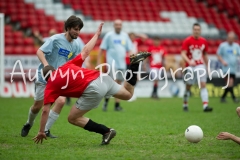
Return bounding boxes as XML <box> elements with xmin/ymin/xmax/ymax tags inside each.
<box><xmin>237</xmin><ymin>44</ymin><xmax>240</xmax><ymax>56</ymax></box>
<box><xmin>203</xmin><ymin>40</ymin><xmax>208</xmax><ymax>53</ymax></box>
<box><xmin>100</xmin><ymin>33</ymin><xmax>109</xmax><ymax>50</ymax></box>
<box><xmin>39</xmin><ymin>37</ymin><xmax>54</xmax><ymax>55</ymax></box>
<box><xmin>181</xmin><ymin>39</ymin><xmax>188</xmax><ymax>51</ymax></box>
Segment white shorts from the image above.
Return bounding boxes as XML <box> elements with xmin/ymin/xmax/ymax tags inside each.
<box><xmin>75</xmin><ymin>75</ymin><xmax>122</xmax><ymax>110</ymax></box>
<box><xmin>149</xmin><ymin>68</ymin><xmax>164</xmax><ymax>81</ymax></box>
<box><xmin>34</xmin><ymin>81</ymin><xmax>46</xmax><ymax>101</ymax></box>
<box><xmin>109</xmin><ymin>69</ymin><xmax>126</xmax><ymax>82</ymax></box>
<box><xmin>183</xmin><ymin>64</ymin><xmax>207</xmax><ymax>85</ymax></box>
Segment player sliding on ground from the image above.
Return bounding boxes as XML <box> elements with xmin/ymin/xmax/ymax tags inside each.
<box><xmin>33</xmin><ymin>22</ymin><xmax>151</xmax><ymax>145</ymax></box>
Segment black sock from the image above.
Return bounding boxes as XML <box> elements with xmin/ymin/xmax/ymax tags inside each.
<box><xmin>84</xmin><ymin>119</ymin><xmax>110</xmax><ymax>135</ymax></box>
<box><xmin>221</xmin><ymin>88</ymin><xmax>229</xmax><ymax>99</ymax></box>
<box><xmin>104</xmin><ymin>98</ymin><xmax>109</xmax><ymax>106</ymax></box>
<box><xmin>229</xmin><ymin>87</ymin><xmax>236</xmax><ymax>99</ymax></box>
<box><xmin>115</xmin><ymin>102</ymin><xmax>119</xmax><ymax>108</ymax></box>
<box><xmin>126</xmin><ymin>63</ymin><xmax>139</xmax><ymax>86</ymax></box>
<box><xmin>153</xmin><ymin>84</ymin><xmax>158</xmax><ymax>94</ymax></box>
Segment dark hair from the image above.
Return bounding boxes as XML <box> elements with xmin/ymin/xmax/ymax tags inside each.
<box><xmin>192</xmin><ymin>23</ymin><xmax>201</xmax><ymax>28</ymax></box>
<box><xmin>65</xmin><ymin>15</ymin><xmax>84</xmax><ymax>31</ymax></box>
<box><xmin>42</xmin><ymin>65</ymin><xmax>55</xmax><ymax>81</ymax></box>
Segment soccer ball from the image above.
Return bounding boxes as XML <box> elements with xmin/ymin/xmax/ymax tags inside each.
<box><xmin>185</xmin><ymin>125</ymin><xmax>203</xmax><ymax>143</ymax></box>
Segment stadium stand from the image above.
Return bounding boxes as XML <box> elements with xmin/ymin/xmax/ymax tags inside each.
<box><xmin>1</xmin><ymin>0</ymin><xmax>240</xmax><ymax>55</ymax></box>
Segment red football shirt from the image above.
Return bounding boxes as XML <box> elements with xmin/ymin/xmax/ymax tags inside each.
<box><xmin>181</xmin><ymin>36</ymin><xmax>208</xmax><ymax>67</ymax></box>
<box><xmin>148</xmin><ymin>45</ymin><xmax>167</xmax><ymax>69</ymax></box>
<box><xmin>44</xmin><ymin>54</ymin><xmax>100</xmax><ymax>105</ymax></box>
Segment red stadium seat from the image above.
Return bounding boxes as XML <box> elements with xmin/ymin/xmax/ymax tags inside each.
<box><xmin>5</xmin><ymin>46</ymin><xmax>13</xmax><ymax>55</ymax></box>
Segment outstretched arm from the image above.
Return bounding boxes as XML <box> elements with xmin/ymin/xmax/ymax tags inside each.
<box><xmin>217</xmin><ymin>132</ymin><xmax>240</xmax><ymax>145</ymax></box>
<box><xmin>81</xmin><ymin>23</ymin><xmax>104</xmax><ymax>60</ymax></box>
<box><xmin>32</xmin><ymin>103</ymin><xmax>52</xmax><ymax>144</ymax></box>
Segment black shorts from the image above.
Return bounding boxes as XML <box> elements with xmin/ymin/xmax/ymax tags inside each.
<box><xmin>230</xmin><ymin>74</ymin><xmax>236</xmax><ymax>79</ymax></box>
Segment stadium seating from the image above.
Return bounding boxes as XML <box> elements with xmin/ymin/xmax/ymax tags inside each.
<box><xmin>1</xmin><ymin>0</ymin><xmax>240</xmax><ymax>55</ymax></box>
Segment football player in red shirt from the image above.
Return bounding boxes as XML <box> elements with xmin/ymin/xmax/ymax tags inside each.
<box><xmin>181</xmin><ymin>23</ymin><xmax>213</xmax><ymax>112</ymax></box>
<box><xmin>33</xmin><ymin>23</ymin><xmax>151</xmax><ymax>145</ymax></box>
<box><xmin>148</xmin><ymin>36</ymin><xmax>167</xmax><ymax>99</ymax></box>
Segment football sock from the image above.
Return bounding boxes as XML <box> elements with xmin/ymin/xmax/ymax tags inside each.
<box><xmin>115</xmin><ymin>102</ymin><xmax>120</xmax><ymax>108</ymax></box>
<box><xmin>183</xmin><ymin>90</ymin><xmax>190</xmax><ymax>107</ymax></box>
<box><xmin>45</xmin><ymin>110</ymin><xmax>59</xmax><ymax>131</ymax></box>
<box><xmin>200</xmin><ymin>88</ymin><xmax>209</xmax><ymax>109</ymax></box>
<box><xmin>104</xmin><ymin>98</ymin><xmax>109</xmax><ymax>107</ymax></box>
<box><xmin>84</xmin><ymin>119</ymin><xmax>110</xmax><ymax>135</ymax></box>
<box><xmin>126</xmin><ymin>63</ymin><xmax>139</xmax><ymax>86</ymax></box>
<box><xmin>153</xmin><ymin>83</ymin><xmax>158</xmax><ymax>94</ymax></box>
<box><xmin>221</xmin><ymin>88</ymin><xmax>229</xmax><ymax>99</ymax></box>
<box><xmin>26</xmin><ymin>108</ymin><xmax>38</xmax><ymax>126</ymax></box>
<box><xmin>229</xmin><ymin>87</ymin><xmax>236</xmax><ymax>99</ymax></box>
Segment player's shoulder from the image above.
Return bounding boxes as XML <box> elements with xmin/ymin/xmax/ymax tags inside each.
<box><xmin>105</xmin><ymin>31</ymin><xmax>114</xmax><ymax>36</ymax></box>
<box><xmin>183</xmin><ymin>36</ymin><xmax>192</xmax><ymax>42</ymax></box>
<box><xmin>50</xmin><ymin>33</ymin><xmax>64</xmax><ymax>40</ymax></box>
<box><xmin>233</xmin><ymin>42</ymin><xmax>240</xmax><ymax>47</ymax></box>
<box><xmin>199</xmin><ymin>36</ymin><xmax>207</xmax><ymax>42</ymax></box>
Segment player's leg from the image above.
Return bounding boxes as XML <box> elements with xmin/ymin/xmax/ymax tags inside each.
<box><xmin>198</xmin><ymin>65</ymin><xmax>212</xmax><ymax>112</ymax></box>
<box><xmin>221</xmin><ymin>76</ymin><xmax>231</xmax><ymax>102</ymax></box>
<box><xmin>182</xmin><ymin>68</ymin><xmax>194</xmax><ymax>112</ymax></box>
<box><xmin>228</xmin><ymin>75</ymin><xmax>238</xmax><ymax>103</ymax></box>
<box><xmin>183</xmin><ymin>84</ymin><xmax>191</xmax><ymax>111</ymax></box>
<box><xmin>113</xmin><ymin>52</ymin><xmax>151</xmax><ymax>100</ymax></box>
<box><xmin>68</xmin><ymin>80</ymin><xmax>116</xmax><ymax>145</ymax></box>
<box><xmin>150</xmin><ymin>68</ymin><xmax>159</xmax><ymax>99</ymax></box>
<box><xmin>21</xmin><ymin>82</ymin><xmax>45</xmax><ymax>137</ymax></box>
<box><xmin>44</xmin><ymin>96</ymin><xmax>66</xmax><ymax>138</ymax></box>
<box><xmin>114</xmin><ymin>79</ymin><xmax>123</xmax><ymax>111</ymax></box>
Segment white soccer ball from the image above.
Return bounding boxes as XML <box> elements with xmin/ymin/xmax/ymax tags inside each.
<box><xmin>185</xmin><ymin>125</ymin><xmax>203</xmax><ymax>143</ymax></box>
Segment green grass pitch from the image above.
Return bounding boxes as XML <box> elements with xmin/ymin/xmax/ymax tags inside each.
<box><xmin>0</xmin><ymin>97</ymin><xmax>240</xmax><ymax>160</ymax></box>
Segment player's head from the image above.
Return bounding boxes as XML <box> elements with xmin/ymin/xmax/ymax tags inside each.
<box><xmin>65</xmin><ymin>15</ymin><xmax>84</xmax><ymax>39</ymax></box>
<box><xmin>128</xmin><ymin>32</ymin><xmax>136</xmax><ymax>41</ymax></box>
<box><xmin>152</xmin><ymin>36</ymin><xmax>160</xmax><ymax>46</ymax></box>
<box><xmin>42</xmin><ymin>65</ymin><xmax>55</xmax><ymax>81</ymax></box>
<box><xmin>192</xmin><ymin>23</ymin><xmax>201</xmax><ymax>38</ymax></box>
<box><xmin>227</xmin><ymin>31</ymin><xmax>236</xmax><ymax>44</ymax></box>
<box><xmin>114</xmin><ymin>19</ymin><xmax>122</xmax><ymax>34</ymax></box>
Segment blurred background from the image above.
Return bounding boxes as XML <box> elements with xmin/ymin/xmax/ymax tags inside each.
<box><xmin>0</xmin><ymin>0</ymin><xmax>240</xmax><ymax>98</ymax></box>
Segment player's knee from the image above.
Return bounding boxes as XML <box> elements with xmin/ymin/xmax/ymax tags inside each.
<box><xmin>67</xmin><ymin>115</ymin><xmax>75</xmax><ymax>125</ymax></box>
<box><xmin>56</xmin><ymin>97</ymin><xmax>66</xmax><ymax>107</ymax></box>
<box><xmin>126</xmin><ymin>93</ymin><xmax>133</xmax><ymax>100</ymax></box>
<box><xmin>32</xmin><ymin>100</ymin><xmax>43</xmax><ymax>113</ymax></box>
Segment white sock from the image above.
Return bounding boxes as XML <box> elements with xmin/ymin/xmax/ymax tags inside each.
<box><xmin>26</xmin><ymin>108</ymin><xmax>38</xmax><ymax>126</ymax></box>
<box><xmin>200</xmin><ymin>88</ymin><xmax>209</xmax><ymax>109</ymax></box>
<box><xmin>183</xmin><ymin>90</ymin><xmax>190</xmax><ymax>107</ymax></box>
<box><xmin>45</xmin><ymin>110</ymin><xmax>59</xmax><ymax>132</ymax></box>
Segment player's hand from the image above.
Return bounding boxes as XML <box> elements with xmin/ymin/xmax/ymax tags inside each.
<box><xmin>32</xmin><ymin>132</ymin><xmax>47</xmax><ymax>144</ymax></box>
<box><xmin>96</xmin><ymin>22</ymin><xmax>104</xmax><ymax>37</ymax></box>
<box><xmin>222</xmin><ymin>61</ymin><xmax>228</xmax><ymax>66</ymax></box>
<box><xmin>216</xmin><ymin>132</ymin><xmax>232</xmax><ymax>140</ymax></box>
<box><xmin>189</xmin><ymin>60</ymin><xmax>196</xmax><ymax>67</ymax></box>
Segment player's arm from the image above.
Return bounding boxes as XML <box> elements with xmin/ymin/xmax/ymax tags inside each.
<box><xmin>81</xmin><ymin>23</ymin><xmax>104</xmax><ymax>61</ymax></box>
<box><xmin>216</xmin><ymin>54</ymin><xmax>227</xmax><ymax>66</ymax></box>
<box><xmin>32</xmin><ymin>103</ymin><xmax>51</xmax><ymax>144</ymax></box>
<box><xmin>216</xmin><ymin>44</ymin><xmax>227</xmax><ymax>66</ymax></box>
<box><xmin>202</xmin><ymin>52</ymin><xmax>208</xmax><ymax>65</ymax></box>
<box><xmin>181</xmin><ymin>50</ymin><xmax>194</xmax><ymax>66</ymax></box>
<box><xmin>217</xmin><ymin>132</ymin><xmax>240</xmax><ymax>145</ymax></box>
<box><xmin>36</xmin><ymin>49</ymin><xmax>49</xmax><ymax>67</ymax></box>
